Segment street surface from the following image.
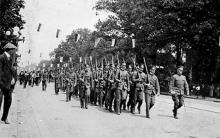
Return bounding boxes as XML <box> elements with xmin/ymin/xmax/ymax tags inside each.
<box><xmin>1</xmin><ymin>83</ymin><xmax>220</xmax><ymax>138</ymax></box>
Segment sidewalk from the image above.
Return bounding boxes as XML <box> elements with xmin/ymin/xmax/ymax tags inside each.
<box><xmin>161</xmin><ymin>92</ymin><xmax>220</xmax><ymax>103</ymax></box>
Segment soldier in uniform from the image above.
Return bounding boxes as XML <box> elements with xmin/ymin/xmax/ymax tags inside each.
<box><xmin>144</xmin><ymin>65</ymin><xmax>160</xmax><ymax>118</ymax></box>
<box><xmin>132</xmin><ymin>64</ymin><xmax>145</xmax><ymax>114</ymax></box>
<box><xmin>98</xmin><ymin>67</ymin><xmax>105</xmax><ymax>107</ymax></box>
<box><xmin>126</xmin><ymin>65</ymin><xmax>134</xmax><ymax>111</ymax></box>
<box><xmin>69</xmin><ymin>69</ymin><xmax>77</xmax><ymax>101</ymax></box>
<box><xmin>115</xmin><ymin>62</ymin><xmax>129</xmax><ymax>115</ymax></box>
<box><xmin>105</xmin><ymin>64</ymin><xmax>115</xmax><ymax>112</ymax></box>
<box><xmin>92</xmin><ymin>67</ymin><xmax>99</xmax><ymax>106</ymax></box>
<box><xmin>54</xmin><ymin>69</ymin><xmax>59</xmax><ymax>95</ymax></box>
<box><xmin>169</xmin><ymin>65</ymin><xmax>189</xmax><ymax>119</ymax></box>
<box><xmin>80</xmin><ymin>65</ymin><xmax>93</xmax><ymax>109</ymax></box>
<box><xmin>42</xmin><ymin>70</ymin><xmax>48</xmax><ymax>91</ymax></box>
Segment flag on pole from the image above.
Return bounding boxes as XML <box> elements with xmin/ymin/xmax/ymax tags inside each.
<box><xmin>56</xmin><ymin>29</ymin><xmax>60</xmax><ymax>38</ymax></box>
<box><xmin>94</xmin><ymin>38</ymin><xmax>101</xmax><ymax>48</ymax></box>
<box><xmin>132</xmin><ymin>39</ymin><xmax>135</xmax><ymax>48</ymax></box>
<box><xmin>85</xmin><ymin>57</ymin><xmax>87</xmax><ymax>65</ymax></box>
<box><xmin>75</xmin><ymin>34</ymin><xmax>81</xmax><ymax>42</ymax></box>
<box><xmin>219</xmin><ymin>36</ymin><xmax>220</xmax><ymax>47</ymax></box>
<box><xmin>28</xmin><ymin>49</ymin><xmax>31</xmax><ymax>54</ymax></box>
<box><xmin>60</xmin><ymin>57</ymin><xmax>63</xmax><ymax>63</ymax></box>
<box><xmin>37</xmin><ymin>23</ymin><xmax>42</xmax><ymax>32</ymax></box>
<box><xmin>111</xmin><ymin>39</ymin><xmax>116</xmax><ymax>47</ymax></box>
<box><xmin>79</xmin><ymin>57</ymin><xmax>82</xmax><ymax>63</ymax></box>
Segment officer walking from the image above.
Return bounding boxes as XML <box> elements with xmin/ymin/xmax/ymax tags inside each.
<box><xmin>169</xmin><ymin>65</ymin><xmax>189</xmax><ymax>119</ymax></box>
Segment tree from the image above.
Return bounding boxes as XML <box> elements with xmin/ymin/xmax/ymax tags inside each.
<box><xmin>0</xmin><ymin>0</ymin><xmax>25</xmax><ymax>53</ymax></box>
<box><xmin>94</xmin><ymin>0</ymin><xmax>220</xmax><ymax>83</ymax></box>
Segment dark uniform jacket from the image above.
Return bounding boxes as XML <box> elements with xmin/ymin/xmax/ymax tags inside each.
<box><xmin>0</xmin><ymin>53</ymin><xmax>15</xmax><ymax>91</ymax></box>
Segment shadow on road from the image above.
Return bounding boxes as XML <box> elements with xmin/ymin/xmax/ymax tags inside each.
<box><xmin>157</xmin><ymin>114</ymin><xmax>173</xmax><ymax>118</ymax></box>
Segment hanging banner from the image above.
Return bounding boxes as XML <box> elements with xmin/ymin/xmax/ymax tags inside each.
<box><xmin>37</xmin><ymin>23</ymin><xmax>42</xmax><ymax>32</ymax></box>
<box><xmin>94</xmin><ymin>38</ymin><xmax>101</xmax><ymax>48</ymax></box>
<box><xmin>60</xmin><ymin>57</ymin><xmax>63</xmax><ymax>63</ymax></box>
<box><xmin>132</xmin><ymin>39</ymin><xmax>135</xmax><ymax>48</ymax></box>
<box><xmin>75</xmin><ymin>34</ymin><xmax>81</xmax><ymax>42</ymax></box>
<box><xmin>111</xmin><ymin>39</ymin><xmax>116</xmax><ymax>47</ymax></box>
<box><xmin>56</xmin><ymin>29</ymin><xmax>60</xmax><ymax>38</ymax></box>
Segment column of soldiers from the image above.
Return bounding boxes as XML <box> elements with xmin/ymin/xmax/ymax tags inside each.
<box><xmin>52</xmin><ymin>61</ymin><xmax>164</xmax><ymax>118</ymax></box>
<box><xmin>18</xmin><ymin>69</ymin><xmax>50</xmax><ymax>91</ymax></box>
<box><xmin>19</xmin><ymin>61</ymin><xmax>189</xmax><ymax>119</ymax></box>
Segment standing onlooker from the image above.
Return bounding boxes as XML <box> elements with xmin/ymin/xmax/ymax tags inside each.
<box><xmin>0</xmin><ymin>43</ymin><xmax>17</xmax><ymax>124</ymax></box>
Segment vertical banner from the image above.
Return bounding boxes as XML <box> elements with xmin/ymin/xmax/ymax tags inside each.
<box><xmin>75</xmin><ymin>34</ymin><xmax>81</xmax><ymax>42</ymax></box>
<box><xmin>79</xmin><ymin>57</ymin><xmax>82</xmax><ymax>63</ymax></box>
<box><xmin>60</xmin><ymin>57</ymin><xmax>63</xmax><ymax>63</ymax></box>
<box><xmin>85</xmin><ymin>57</ymin><xmax>87</xmax><ymax>65</ymax></box>
<box><xmin>37</xmin><ymin>23</ymin><xmax>42</xmax><ymax>32</ymax></box>
<box><xmin>57</xmin><ymin>64</ymin><xmax>60</xmax><ymax>68</ymax></box>
<box><xmin>132</xmin><ymin>39</ymin><xmax>135</xmax><ymax>48</ymax></box>
<box><xmin>94</xmin><ymin>38</ymin><xmax>101</xmax><ymax>48</ymax></box>
<box><xmin>111</xmin><ymin>39</ymin><xmax>116</xmax><ymax>47</ymax></box>
<box><xmin>219</xmin><ymin>36</ymin><xmax>220</xmax><ymax>47</ymax></box>
<box><xmin>56</xmin><ymin>29</ymin><xmax>60</xmax><ymax>38</ymax></box>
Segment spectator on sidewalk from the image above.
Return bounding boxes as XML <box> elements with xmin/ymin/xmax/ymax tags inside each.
<box><xmin>0</xmin><ymin>43</ymin><xmax>17</xmax><ymax>124</ymax></box>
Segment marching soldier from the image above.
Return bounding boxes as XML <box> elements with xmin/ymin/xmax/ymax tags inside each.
<box><xmin>42</xmin><ymin>70</ymin><xmax>47</xmax><ymax>91</ymax></box>
<box><xmin>132</xmin><ymin>64</ymin><xmax>145</xmax><ymax>114</ymax></box>
<box><xmin>98</xmin><ymin>69</ymin><xmax>105</xmax><ymax>107</ymax></box>
<box><xmin>54</xmin><ymin>69</ymin><xmax>60</xmax><ymax>95</ymax></box>
<box><xmin>115</xmin><ymin>62</ymin><xmax>129</xmax><ymax>115</ymax></box>
<box><xmin>126</xmin><ymin>65</ymin><xmax>134</xmax><ymax>111</ymax></box>
<box><xmin>79</xmin><ymin>65</ymin><xmax>93</xmax><ymax>109</ymax></box>
<box><xmin>169</xmin><ymin>65</ymin><xmax>189</xmax><ymax>119</ymax></box>
<box><xmin>144</xmin><ymin>65</ymin><xmax>160</xmax><ymax>118</ymax></box>
<box><xmin>105</xmin><ymin>64</ymin><xmax>115</xmax><ymax>112</ymax></box>
<box><xmin>69</xmin><ymin>69</ymin><xmax>77</xmax><ymax>101</ymax></box>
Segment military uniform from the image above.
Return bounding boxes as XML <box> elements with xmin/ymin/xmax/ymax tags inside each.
<box><xmin>169</xmin><ymin>73</ymin><xmax>189</xmax><ymax>119</ymax></box>
<box><xmin>132</xmin><ymin>70</ymin><xmax>145</xmax><ymax>114</ymax></box>
<box><xmin>42</xmin><ymin>72</ymin><xmax>47</xmax><ymax>91</ymax></box>
<box><xmin>145</xmin><ymin>73</ymin><xmax>160</xmax><ymax>118</ymax></box>
<box><xmin>115</xmin><ymin>64</ymin><xmax>129</xmax><ymax>115</ymax></box>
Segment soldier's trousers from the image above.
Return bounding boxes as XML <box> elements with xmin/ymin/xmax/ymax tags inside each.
<box><xmin>80</xmin><ymin>88</ymin><xmax>90</xmax><ymax>108</ymax></box>
<box><xmin>93</xmin><ymin>88</ymin><xmax>98</xmax><ymax>105</ymax></box>
<box><xmin>115</xmin><ymin>89</ymin><xmax>122</xmax><ymax>114</ymax></box>
<box><xmin>145</xmin><ymin>93</ymin><xmax>155</xmax><ymax>117</ymax></box>
<box><xmin>42</xmin><ymin>80</ymin><xmax>47</xmax><ymax>91</ymax></box>
<box><xmin>132</xmin><ymin>89</ymin><xmax>143</xmax><ymax>112</ymax></box>
<box><xmin>115</xmin><ymin>89</ymin><xmax>127</xmax><ymax>114</ymax></box>
<box><xmin>172</xmin><ymin>94</ymin><xmax>184</xmax><ymax>116</ymax></box>
<box><xmin>98</xmin><ymin>89</ymin><xmax>104</xmax><ymax>107</ymax></box>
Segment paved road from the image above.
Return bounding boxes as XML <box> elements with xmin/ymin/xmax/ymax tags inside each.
<box><xmin>1</xmin><ymin>83</ymin><xmax>220</xmax><ymax>138</ymax></box>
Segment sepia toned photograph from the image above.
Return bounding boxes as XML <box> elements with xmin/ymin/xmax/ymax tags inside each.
<box><xmin>0</xmin><ymin>0</ymin><xmax>220</xmax><ymax>138</ymax></box>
